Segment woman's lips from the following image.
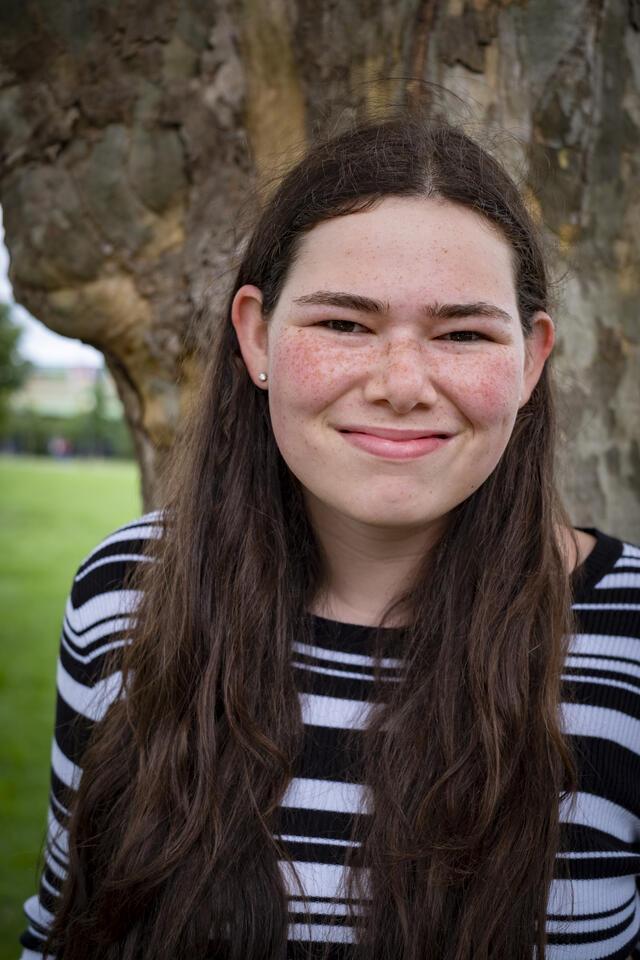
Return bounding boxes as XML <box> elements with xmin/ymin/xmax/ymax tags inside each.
<box><xmin>339</xmin><ymin>430</ymin><xmax>452</xmax><ymax>460</ymax></box>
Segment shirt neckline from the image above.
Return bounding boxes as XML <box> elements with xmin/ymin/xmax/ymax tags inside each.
<box><xmin>570</xmin><ymin>526</ymin><xmax>622</xmax><ymax>597</ymax></box>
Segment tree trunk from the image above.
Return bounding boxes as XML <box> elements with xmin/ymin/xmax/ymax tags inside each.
<box><xmin>0</xmin><ymin>0</ymin><xmax>638</xmax><ymax>535</ymax></box>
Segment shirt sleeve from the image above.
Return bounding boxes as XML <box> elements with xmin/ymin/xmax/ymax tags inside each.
<box><xmin>18</xmin><ymin>513</ymin><xmax>163</xmax><ymax>958</ymax></box>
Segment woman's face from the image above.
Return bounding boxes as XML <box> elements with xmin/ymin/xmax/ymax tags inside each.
<box><xmin>232</xmin><ymin>197</ymin><xmax>554</xmax><ymax>533</ymax></box>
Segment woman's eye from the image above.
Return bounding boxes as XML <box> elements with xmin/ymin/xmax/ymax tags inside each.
<box><xmin>440</xmin><ymin>331</ymin><xmax>487</xmax><ymax>342</ymax></box>
<box><xmin>317</xmin><ymin>319</ymin><xmax>369</xmax><ymax>334</ymax></box>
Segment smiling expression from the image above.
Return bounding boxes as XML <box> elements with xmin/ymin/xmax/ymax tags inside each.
<box><xmin>232</xmin><ymin>196</ymin><xmax>554</xmax><ymax>534</ymax></box>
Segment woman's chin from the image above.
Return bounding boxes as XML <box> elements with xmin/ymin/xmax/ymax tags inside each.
<box><xmin>341</xmin><ymin>502</ymin><xmax>449</xmax><ymax>533</ymax></box>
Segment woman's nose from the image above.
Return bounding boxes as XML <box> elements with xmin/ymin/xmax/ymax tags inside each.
<box><xmin>362</xmin><ymin>338</ymin><xmax>439</xmax><ymax>413</ymax></box>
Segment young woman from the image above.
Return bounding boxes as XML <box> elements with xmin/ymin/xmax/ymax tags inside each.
<box><xmin>21</xmin><ymin>113</ymin><xmax>640</xmax><ymax>960</ymax></box>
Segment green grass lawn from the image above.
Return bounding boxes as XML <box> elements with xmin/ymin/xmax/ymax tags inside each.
<box><xmin>0</xmin><ymin>455</ymin><xmax>140</xmax><ymax>958</ymax></box>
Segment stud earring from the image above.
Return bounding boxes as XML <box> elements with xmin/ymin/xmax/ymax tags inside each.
<box><xmin>258</xmin><ymin>372</ymin><xmax>268</xmax><ymax>382</ymax></box>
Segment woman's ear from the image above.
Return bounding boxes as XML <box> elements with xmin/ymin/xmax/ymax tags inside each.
<box><xmin>519</xmin><ymin>312</ymin><xmax>556</xmax><ymax>407</ymax></box>
<box><xmin>231</xmin><ymin>284</ymin><xmax>270</xmax><ymax>387</ymax></box>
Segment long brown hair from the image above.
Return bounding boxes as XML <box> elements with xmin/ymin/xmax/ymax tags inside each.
<box><xmin>48</xmin><ymin>108</ymin><xmax>579</xmax><ymax>960</ymax></box>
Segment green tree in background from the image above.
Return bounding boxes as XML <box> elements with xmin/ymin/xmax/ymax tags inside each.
<box><xmin>84</xmin><ymin>365</ymin><xmax>115</xmax><ymax>456</ymax></box>
<box><xmin>0</xmin><ymin>302</ymin><xmax>30</xmax><ymax>428</ymax></box>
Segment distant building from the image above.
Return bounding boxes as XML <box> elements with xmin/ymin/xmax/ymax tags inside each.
<box><xmin>10</xmin><ymin>365</ymin><xmax>123</xmax><ymax>420</ymax></box>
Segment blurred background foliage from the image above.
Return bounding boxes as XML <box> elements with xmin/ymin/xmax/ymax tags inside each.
<box><xmin>0</xmin><ymin>301</ymin><xmax>31</xmax><ymax>428</ymax></box>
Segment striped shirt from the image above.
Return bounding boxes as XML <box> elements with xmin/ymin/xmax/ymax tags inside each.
<box><xmin>19</xmin><ymin>514</ymin><xmax>640</xmax><ymax>960</ymax></box>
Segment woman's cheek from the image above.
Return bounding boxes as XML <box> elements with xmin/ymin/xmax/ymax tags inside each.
<box><xmin>450</xmin><ymin>352</ymin><xmax>524</xmax><ymax>427</ymax></box>
<box><xmin>269</xmin><ymin>332</ymin><xmax>362</xmax><ymax>406</ymax></box>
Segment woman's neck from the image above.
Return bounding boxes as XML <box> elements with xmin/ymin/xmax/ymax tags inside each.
<box><xmin>307</xmin><ymin>498</ymin><xmax>446</xmax><ymax>628</ymax></box>
<box><xmin>559</xmin><ymin>525</ymin><xmax>597</xmax><ymax>577</ymax></box>
<box><xmin>308</xmin><ymin>513</ymin><xmax>597</xmax><ymax>629</ymax></box>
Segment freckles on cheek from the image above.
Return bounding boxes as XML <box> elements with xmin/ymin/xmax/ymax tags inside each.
<box><xmin>458</xmin><ymin>356</ymin><xmax>523</xmax><ymax>423</ymax></box>
<box><xmin>270</xmin><ymin>334</ymin><xmax>357</xmax><ymax>403</ymax></box>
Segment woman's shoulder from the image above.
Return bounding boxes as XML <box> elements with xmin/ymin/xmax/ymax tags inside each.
<box><xmin>76</xmin><ymin>510</ymin><xmax>166</xmax><ymax>568</ymax></box>
<box><xmin>572</xmin><ymin>525</ymin><xmax>640</xmax><ymax>596</ymax></box>
<box><xmin>54</xmin><ymin>512</ymin><xmax>167</xmax><ymax>724</ymax></box>
<box><xmin>65</xmin><ymin>510</ymin><xmax>166</xmax><ymax>642</ymax></box>
<box><xmin>564</xmin><ymin>528</ymin><xmax>640</xmax><ymax>776</ymax></box>
<box><xmin>570</xmin><ymin>527</ymin><xmax>640</xmax><ymax>663</ymax></box>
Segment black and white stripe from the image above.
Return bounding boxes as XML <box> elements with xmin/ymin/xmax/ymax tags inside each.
<box><xmin>20</xmin><ymin>521</ymin><xmax>640</xmax><ymax>959</ymax></box>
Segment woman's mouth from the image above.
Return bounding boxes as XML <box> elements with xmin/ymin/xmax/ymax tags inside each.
<box><xmin>338</xmin><ymin>429</ymin><xmax>453</xmax><ymax>461</ymax></box>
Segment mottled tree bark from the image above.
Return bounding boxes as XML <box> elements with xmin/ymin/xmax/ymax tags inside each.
<box><xmin>0</xmin><ymin>0</ymin><xmax>637</xmax><ymax>534</ymax></box>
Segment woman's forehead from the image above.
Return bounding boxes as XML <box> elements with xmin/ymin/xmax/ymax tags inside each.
<box><xmin>279</xmin><ymin>197</ymin><xmax>517</xmax><ymax>311</ymax></box>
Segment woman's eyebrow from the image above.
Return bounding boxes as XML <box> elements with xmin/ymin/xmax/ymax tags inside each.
<box><xmin>291</xmin><ymin>290</ymin><xmax>513</xmax><ymax>324</ymax></box>
<box><xmin>292</xmin><ymin>291</ymin><xmax>386</xmax><ymax>313</ymax></box>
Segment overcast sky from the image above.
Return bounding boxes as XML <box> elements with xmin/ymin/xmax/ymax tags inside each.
<box><xmin>1</xmin><ymin>207</ymin><xmax>102</xmax><ymax>368</ymax></box>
